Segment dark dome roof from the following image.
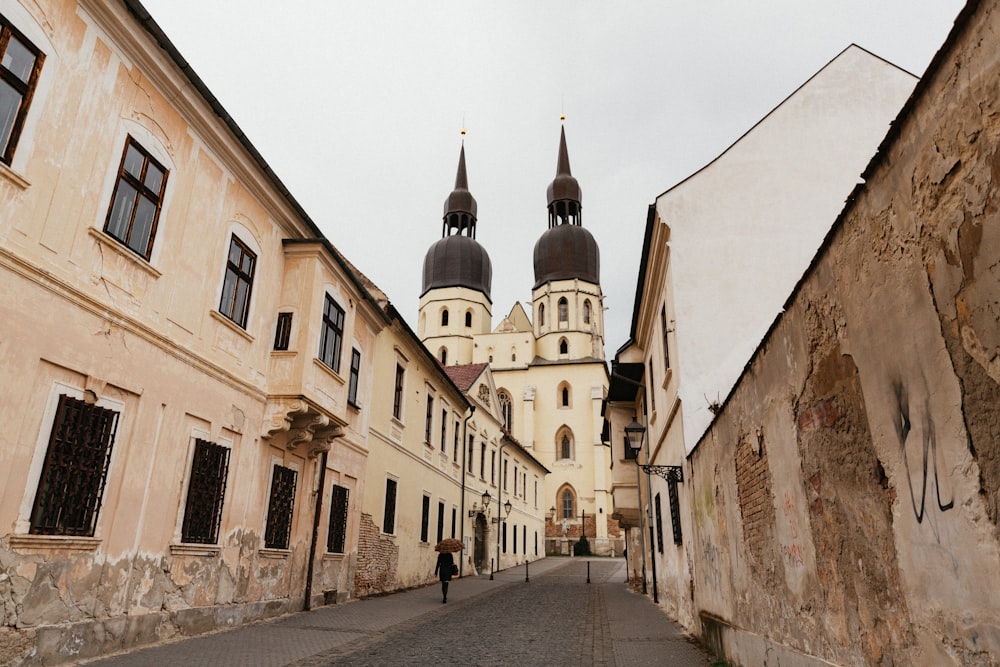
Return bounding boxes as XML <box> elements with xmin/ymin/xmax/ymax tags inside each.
<box><xmin>532</xmin><ymin>223</ymin><xmax>599</xmax><ymax>288</ymax></box>
<box><xmin>422</xmin><ymin>234</ymin><xmax>492</xmax><ymax>298</ymax></box>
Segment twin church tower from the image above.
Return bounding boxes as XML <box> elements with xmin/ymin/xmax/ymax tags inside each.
<box><xmin>417</xmin><ymin>125</ymin><xmax>614</xmax><ymax>549</ymax></box>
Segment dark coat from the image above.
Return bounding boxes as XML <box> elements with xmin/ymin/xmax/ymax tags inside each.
<box><xmin>435</xmin><ymin>552</ymin><xmax>455</xmax><ymax>582</ymax></box>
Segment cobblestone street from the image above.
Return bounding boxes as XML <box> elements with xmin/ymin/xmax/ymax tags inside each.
<box><xmin>84</xmin><ymin>558</ymin><xmax>713</xmax><ymax>667</ymax></box>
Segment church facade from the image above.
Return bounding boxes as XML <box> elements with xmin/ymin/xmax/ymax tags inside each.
<box><xmin>418</xmin><ymin>129</ymin><xmax>619</xmax><ymax>555</ymax></box>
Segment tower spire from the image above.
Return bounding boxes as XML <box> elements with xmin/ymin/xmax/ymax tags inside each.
<box><xmin>546</xmin><ymin>122</ymin><xmax>582</xmax><ymax>228</ymax></box>
<box><xmin>442</xmin><ymin>140</ymin><xmax>478</xmax><ymax>238</ymax></box>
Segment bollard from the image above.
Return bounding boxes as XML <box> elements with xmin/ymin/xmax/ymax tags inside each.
<box><xmin>525</xmin><ymin>560</ymin><xmax>530</xmax><ymax>582</ymax></box>
<box><xmin>587</xmin><ymin>561</ymin><xmax>591</xmax><ymax>584</ymax></box>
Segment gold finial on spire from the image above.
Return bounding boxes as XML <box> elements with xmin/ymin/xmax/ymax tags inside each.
<box><xmin>461</xmin><ymin>127</ymin><xmax>467</xmax><ymax>136</ymax></box>
<box><xmin>560</xmin><ymin>114</ymin><xmax>566</xmax><ymax>122</ymax></box>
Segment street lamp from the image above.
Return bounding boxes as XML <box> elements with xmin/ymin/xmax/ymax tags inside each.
<box><xmin>490</xmin><ymin>496</ymin><xmax>514</xmax><ymax>580</ymax></box>
<box><xmin>625</xmin><ymin>417</ymin><xmax>648</xmax><ymax>595</ymax></box>
<box><xmin>482</xmin><ymin>489</ymin><xmax>491</xmax><ymax>510</ymax></box>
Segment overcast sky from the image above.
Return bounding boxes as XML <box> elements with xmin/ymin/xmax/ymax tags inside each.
<box><xmin>141</xmin><ymin>0</ymin><xmax>965</xmax><ymax>351</ymax></box>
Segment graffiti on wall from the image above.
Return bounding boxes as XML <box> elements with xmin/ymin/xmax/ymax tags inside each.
<box><xmin>891</xmin><ymin>377</ymin><xmax>954</xmax><ymax>534</ymax></box>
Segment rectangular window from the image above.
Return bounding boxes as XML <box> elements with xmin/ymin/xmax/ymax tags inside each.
<box><xmin>450</xmin><ymin>507</ymin><xmax>456</xmax><ymax>538</ymax></box>
<box><xmin>479</xmin><ymin>443</ymin><xmax>486</xmax><ymax>479</ymax></box>
<box><xmin>420</xmin><ymin>494</ymin><xmax>430</xmax><ymax>543</ymax></box>
<box><xmin>655</xmin><ymin>492</ymin><xmax>665</xmax><ymax>554</ymax></box>
<box><xmin>30</xmin><ymin>395</ymin><xmax>119</xmax><ymax>536</ymax></box>
<box><xmin>440</xmin><ymin>409</ymin><xmax>447</xmax><ymax>451</ymax></box>
<box><xmin>348</xmin><ymin>349</ymin><xmax>361</xmax><ymax>406</ymax></box>
<box><xmin>181</xmin><ymin>439</ymin><xmax>230</xmax><ymax>544</ymax></box>
<box><xmin>669</xmin><ymin>476</ymin><xmax>684</xmax><ymax>546</ymax></box>
<box><xmin>453</xmin><ymin>420</ymin><xmax>460</xmax><ymax>460</ymax></box>
<box><xmin>383</xmin><ymin>478</ymin><xmax>397</xmax><ymax>534</ymax></box>
<box><xmin>0</xmin><ymin>15</ymin><xmax>44</xmax><ymax>164</ymax></box>
<box><xmin>648</xmin><ymin>359</ymin><xmax>656</xmax><ymax>412</ymax></box>
<box><xmin>319</xmin><ymin>295</ymin><xmax>345</xmax><ymax>372</ymax></box>
<box><xmin>503</xmin><ymin>458</ymin><xmax>508</xmax><ymax>491</ymax></box>
<box><xmin>393</xmin><ymin>364</ymin><xmax>404</xmax><ymax>420</ymax></box>
<box><xmin>502</xmin><ymin>521</ymin><xmax>507</xmax><ymax>553</ymax></box>
<box><xmin>219</xmin><ymin>235</ymin><xmax>256</xmax><ymax>328</ymax></box>
<box><xmin>467</xmin><ymin>435</ymin><xmax>474</xmax><ymax>473</ymax></box>
<box><xmin>513</xmin><ymin>523</ymin><xmax>518</xmax><ymax>554</ymax></box>
<box><xmin>104</xmin><ymin>137</ymin><xmax>168</xmax><ymax>260</ymax></box>
<box><xmin>424</xmin><ymin>395</ymin><xmax>434</xmax><ymax>444</ymax></box>
<box><xmin>661</xmin><ymin>305</ymin><xmax>671</xmax><ymax>370</ymax></box>
<box><xmin>523</xmin><ymin>526</ymin><xmax>527</xmax><ymax>556</ymax></box>
<box><xmin>514</xmin><ymin>465</ymin><xmax>519</xmax><ymax>496</ymax></box>
<box><xmin>436</xmin><ymin>500</ymin><xmax>445</xmax><ymax>543</ymax></box>
<box><xmin>264</xmin><ymin>465</ymin><xmax>297</xmax><ymax>549</ymax></box>
<box><xmin>327</xmin><ymin>484</ymin><xmax>349</xmax><ymax>553</ymax></box>
<box><xmin>491</xmin><ymin>450</ymin><xmax>496</xmax><ymax>484</ymax></box>
<box><xmin>273</xmin><ymin>312</ymin><xmax>293</xmax><ymax>350</ymax></box>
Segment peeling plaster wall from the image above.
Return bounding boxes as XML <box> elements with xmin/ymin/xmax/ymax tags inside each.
<box><xmin>687</xmin><ymin>2</ymin><xmax>1000</xmax><ymax>665</ymax></box>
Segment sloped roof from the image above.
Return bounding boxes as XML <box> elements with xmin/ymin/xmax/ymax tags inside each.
<box><xmin>443</xmin><ymin>363</ymin><xmax>490</xmax><ymax>392</ymax></box>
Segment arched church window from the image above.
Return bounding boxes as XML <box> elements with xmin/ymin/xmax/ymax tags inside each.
<box><xmin>539</xmin><ymin>304</ymin><xmax>545</xmax><ymax>327</ymax></box>
<box><xmin>558</xmin><ymin>298</ymin><xmax>568</xmax><ymax>323</ymax></box>
<box><xmin>559</xmin><ymin>338</ymin><xmax>568</xmax><ymax>355</ymax></box>
<box><xmin>561</xmin><ymin>487</ymin><xmax>575</xmax><ymax>519</ymax></box>
<box><xmin>441</xmin><ymin>309</ymin><xmax>449</xmax><ymax>326</ymax></box>
<box><xmin>465</xmin><ymin>311</ymin><xmax>472</xmax><ymax>327</ymax></box>
<box><xmin>498</xmin><ymin>390</ymin><xmax>512</xmax><ymax>431</ymax></box>
<box><xmin>558</xmin><ymin>382</ymin><xmax>571</xmax><ymax>408</ymax></box>
<box><xmin>556</xmin><ymin>427</ymin><xmax>574</xmax><ymax>460</ymax></box>
<box><xmin>440</xmin><ymin>347</ymin><xmax>448</xmax><ymax>365</ymax></box>
<box><xmin>583</xmin><ymin>300</ymin><xmax>592</xmax><ymax>324</ymax></box>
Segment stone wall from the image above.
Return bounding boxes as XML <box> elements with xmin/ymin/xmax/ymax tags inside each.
<box><xmin>686</xmin><ymin>2</ymin><xmax>1000</xmax><ymax>665</ymax></box>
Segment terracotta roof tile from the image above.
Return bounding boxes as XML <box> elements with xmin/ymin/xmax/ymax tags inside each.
<box><xmin>443</xmin><ymin>363</ymin><xmax>489</xmax><ymax>392</ymax></box>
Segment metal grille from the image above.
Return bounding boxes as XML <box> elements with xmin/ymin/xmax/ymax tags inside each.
<box><xmin>327</xmin><ymin>484</ymin><xmax>349</xmax><ymax>553</ymax></box>
<box><xmin>181</xmin><ymin>439</ymin><xmax>230</xmax><ymax>544</ymax></box>
<box><xmin>30</xmin><ymin>395</ymin><xmax>119</xmax><ymax>536</ymax></box>
<box><xmin>668</xmin><ymin>478</ymin><xmax>683</xmax><ymax>545</ymax></box>
<box><xmin>264</xmin><ymin>465</ymin><xmax>297</xmax><ymax>549</ymax></box>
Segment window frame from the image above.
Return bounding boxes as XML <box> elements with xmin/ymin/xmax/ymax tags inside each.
<box><xmin>29</xmin><ymin>394</ymin><xmax>119</xmax><ymax>537</ymax></box>
<box><xmin>180</xmin><ymin>438</ymin><xmax>231</xmax><ymax>545</ymax></box>
<box><xmin>327</xmin><ymin>484</ymin><xmax>349</xmax><ymax>553</ymax></box>
<box><xmin>103</xmin><ymin>136</ymin><xmax>169</xmax><ymax>261</ymax></box>
<box><xmin>424</xmin><ymin>394</ymin><xmax>434</xmax><ymax>444</ymax></box>
<box><xmin>273</xmin><ymin>312</ymin><xmax>293</xmax><ymax>351</ymax></box>
<box><xmin>0</xmin><ymin>15</ymin><xmax>44</xmax><ymax>165</ymax></box>
<box><xmin>218</xmin><ymin>235</ymin><xmax>257</xmax><ymax>329</ymax></box>
<box><xmin>318</xmin><ymin>294</ymin><xmax>345</xmax><ymax>372</ymax></box>
<box><xmin>392</xmin><ymin>364</ymin><xmax>405</xmax><ymax>420</ymax></box>
<box><xmin>420</xmin><ymin>493</ymin><xmax>431</xmax><ymax>543</ymax></box>
<box><xmin>558</xmin><ymin>297</ymin><xmax>568</xmax><ymax>323</ymax></box>
<box><xmin>383</xmin><ymin>478</ymin><xmax>398</xmax><ymax>535</ymax></box>
<box><xmin>348</xmin><ymin>348</ymin><xmax>362</xmax><ymax>406</ymax></box>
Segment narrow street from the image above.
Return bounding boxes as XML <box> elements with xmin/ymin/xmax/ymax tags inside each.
<box><xmin>84</xmin><ymin>559</ymin><xmax>714</xmax><ymax>667</ymax></box>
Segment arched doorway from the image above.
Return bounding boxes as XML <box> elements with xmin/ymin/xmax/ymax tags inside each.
<box><xmin>474</xmin><ymin>513</ymin><xmax>487</xmax><ymax>571</ymax></box>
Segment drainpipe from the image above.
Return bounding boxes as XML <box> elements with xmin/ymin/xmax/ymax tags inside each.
<box><xmin>304</xmin><ymin>449</ymin><xmax>328</xmax><ymax>611</ymax></box>
<box><xmin>458</xmin><ymin>405</ymin><xmax>475</xmax><ymax>575</ymax></box>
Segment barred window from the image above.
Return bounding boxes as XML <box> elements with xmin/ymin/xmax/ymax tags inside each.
<box><xmin>104</xmin><ymin>137</ymin><xmax>168</xmax><ymax>260</ymax></box>
<box><xmin>30</xmin><ymin>395</ymin><xmax>119</xmax><ymax>536</ymax></box>
<box><xmin>264</xmin><ymin>465</ymin><xmax>297</xmax><ymax>549</ymax></box>
<box><xmin>327</xmin><ymin>484</ymin><xmax>349</xmax><ymax>553</ymax></box>
<box><xmin>383</xmin><ymin>478</ymin><xmax>397</xmax><ymax>534</ymax></box>
<box><xmin>219</xmin><ymin>235</ymin><xmax>256</xmax><ymax>328</ymax></box>
<box><xmin>273</xmin><ymin>312</ymin><xmax>293</xmax><ymax>350</ymax></box>
<box><xmin>348</xmin><ymin>349</ymin><xmax>361</xmax><ymax>406</ymax></box>
<box><xmin>1</xmin><ymin>14</ymin><xmax>44</xmax><ymax>164</ymax></box>
<box><xmin>181</xmin><ymin>439</ymin><xmax>230</xmax><ymax>544</ymax></box>
<box><xmin>319</xmin><ymin>295</ymin><xmax>345</xmax><ymax>372</ymax></box>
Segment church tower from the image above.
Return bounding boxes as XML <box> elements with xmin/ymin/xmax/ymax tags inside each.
<box><xmin>531</xmin><ymin>125</ymin><xmax>605</xmax><ymax>361</ymax></box>
<box><xmin>419</xmin><ymin>143</ymin><xmax>493</xmax><ymax>366</ymax></box>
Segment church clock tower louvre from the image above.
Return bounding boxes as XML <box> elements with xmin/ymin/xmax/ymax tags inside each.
<box><xmin>418</xmin><ymin>142</ymin><xmax>493</xmax><ymax>367</ymax></box>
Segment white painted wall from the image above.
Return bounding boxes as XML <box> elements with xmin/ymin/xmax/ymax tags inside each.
<box><xmin>657</xmin><ymin>45</ymin><xmax>918</xmax><ymax>450</ymax></box>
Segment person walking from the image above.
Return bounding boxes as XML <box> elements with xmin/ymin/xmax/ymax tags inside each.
<box><xmin>434</xmin><ymin>550</ymin><xmax>455</xmax><ymax>603</ymax></box>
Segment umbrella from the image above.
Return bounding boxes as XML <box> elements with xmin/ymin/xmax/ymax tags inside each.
<box><xmin>434</xmin><ymin>538</ymin><xmax>464</xmax><ymax>553</ymax></box>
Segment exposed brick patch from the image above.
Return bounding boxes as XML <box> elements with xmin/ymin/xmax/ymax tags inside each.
<box><xmin>734</xmin><ymin>428</ymin><xmax>774</xmax><ymax>571</ymax></box>
<box><xmin>353</xmin><ymin>513</ymin><xmax>398</xmax><ymax>597</ymax></box>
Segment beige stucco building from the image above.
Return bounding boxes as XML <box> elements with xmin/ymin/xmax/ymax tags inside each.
<box><xmin>418</xmin><ymin>132</ymin><xmax>619</xmax><ymax>555</ymax></box>
<box><xmin>608</xmin><ymin>2</ymin><xmax>1000</xmax><ymax>664</ymax></box>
